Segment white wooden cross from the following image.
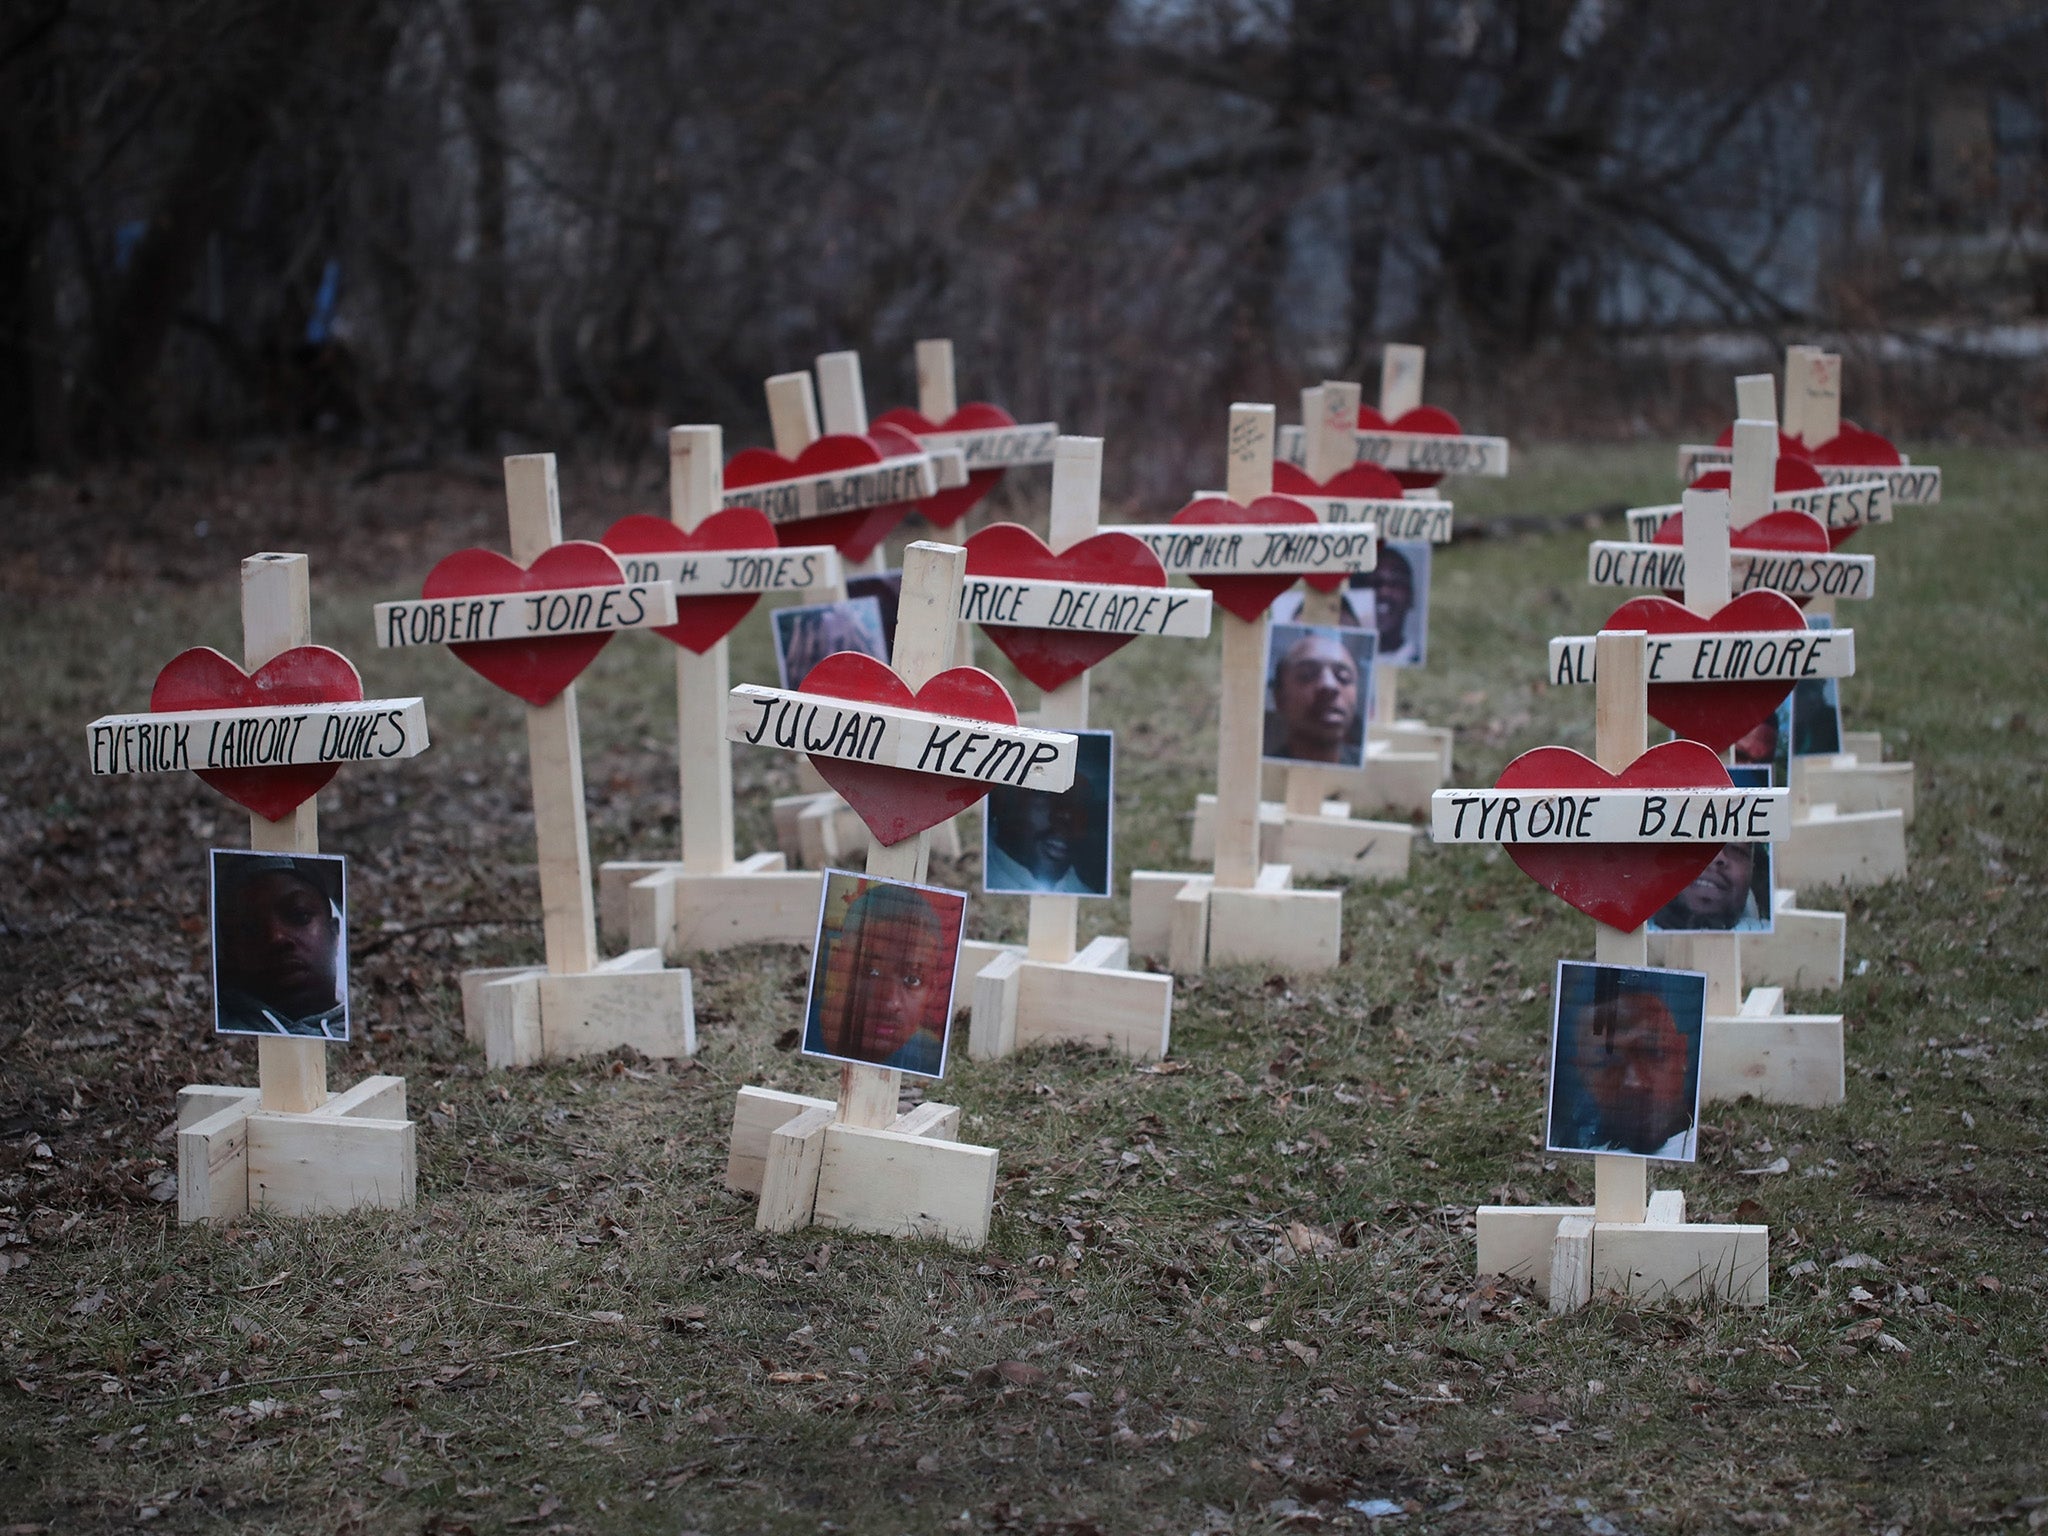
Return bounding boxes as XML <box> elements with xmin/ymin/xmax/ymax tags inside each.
<box><xmin>1453</xmin><ymin>630</ymin><xmax>1772</xmax><ymax>1309</ymax></box>
<box><xmin>1276</xmin><ymin>343</ymin><xmax>1511</xmax><ymax>479</ymax></box>
<box><xmin>1123</xmin><ymin>404</ymin><xmax>1368</xmax><ymax>973</ymax></box>
<box><xmin>955</xmin><ymin>437</ymin><xmax>1191</xmax><ymax>1062</ymax></box>
<box><xmin>412</xmin><ymin>455</ymin><xmax>695</xmax><ymax>1068</ymax></box>
<box><xmin>724</xmin><ymin>541</ymin><xmax>1073</xmax><ymax>1247</ymax></box>
<box><xmin>595</xmin><ymin>425</ymin><xmax>842</xmax><ymax>957</ymax></box>
<box><xmin>88</xmin><ymin>553</ymin><xmax>421</xmax><ymax>1223</ymax></box>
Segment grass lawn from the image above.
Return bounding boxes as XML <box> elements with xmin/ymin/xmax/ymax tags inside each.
<box><xmin>1</xmin><ymin>443</ymin><xmax>2043</xmax><ymax>1534</ymax></box>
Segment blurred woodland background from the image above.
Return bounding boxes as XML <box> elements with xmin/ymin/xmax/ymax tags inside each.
<box><xmin>4</xmin><ymin>0</ymin><xmax>2047</xmax><ymax>493</ymax></box>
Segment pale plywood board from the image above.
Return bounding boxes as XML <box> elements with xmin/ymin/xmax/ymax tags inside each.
<box><xmin>967</xmin><ymin>948</ymin><xmax>1024</xmax><ymax>1061</ymax></box>
<box><xmin>1733</xmin><ymin>891</ymin><xmax>1846</xmax><ymax>992</ymax></box>
<box><xmin>727</xmin><ymin>1086</ymin><xmax>835</xmax><ymax>1195</ymax></box>
<box><xmin>960</xmin><ymin>576</ymin><xmax>1210</xmax><ymax>637</ymax></box>
<box><xmin>1592</xmin><ymin>1221</ymin><xmax>1769</xmax><ymax>1306</ymax></box>
<box><xmin>1548</xmin><ymin>1215</ymin><xmax>1596</xmax><ymax>1314</ymax></box>
<box><xmin>1800</xmin><ymin>757</ymin><xmax>1915</xmax><ymax>824</ymax></box>
<box><xmin>1127</xmin><ymin>872</ymin><xmax>1201</xmax><ymax>962</ymax></box>
<box><xmin>1588</xmin><ymin>542</ymin><xmax>1874</xmax><ymax>602</ymax></box>
<box><xmin>1476</xmin><ymin>1205</ymin><xmax>1587</xmax><ymax>1297</ymax></box>
<box><xmin>1168</xmin><ymin>878</ymin><xmax>1215</xmax><ymax>974</ymax></box>
<box><xmin>1432</xmin><ymin>786</ymin><xmax>1790</xmax><ymax>845</ymax></box>
<box><xmin>1099</xmin><ymin>524</ymin><xmax>1377</xmax><ymax>577</ymax></box>
<box><xmin>313</xmin><ymin>1074</ymin><xmax>408</xmax><ymax>1122</ymax></box>
<box><xmin>460</xmin><ymin>965</ymin><xmax>546</xmax><ymax>1050</ymax></box>
<box><xmin>177</xmin><ymin>1084</ymin><xmax>260</xmax><ymax>1129</ymax></box>
<box><xmin>1206</xmin><ymin>885</ymin><xmax>1342</xmax><ymax>972</ymax></box>
<box><xmin>598</xmin><ymin>860</ymin><xmax>672</xmax><ymax>947</ymax></box>
<box><xmin>727</xmin><ymin>686</ymin><xmax>1077</xmax><ymax>792</ymax></box>
<box><xmin>178</xmin><ymin>1101</ymin><xmax>254</xmax><ymax>1227</ymax></box>
<box><xmin>813</xmin><ymin>1124</ymin><xmax>998</xmax><ymax>1249</ymax></box>
<box><xmin>257</xmin><ymin>1036</ymin><xmax>329</xmax><ymax>1115</ymax></box>
<box><xmin>1279</xmin><ymin>808</ymin><xmax>1414</xmax><ymax>882</ymax></box>
<box><xmin>88</xmin><ymin>699</ymin><xmax>429</xmax><ymax>775</ymax></box>
<box><xmin>1781</xmin><ymin>805</ymin><xmax>1908</xmax><ymax>889</ymax></box>
<box><xmin>1548</xmin><ymin>629</ymin><xmax>1855</xmax><ymax>687</ymax></box>
<box><xmin>245</xmin><ymin>1112</ymin><xmax>416</xmax><ymax>1217</ymax></box>
<box><xmin>1014</xmin><ymin>959</ymin><xmax>1172</xmax><ymax>1060</ymax></box>
<box><xmin>891</xmin><ymin>1101</ymin><xmax>962</xmax><ymax>1141</ymax></box>
<box><xmin>537</xmin><ymin>966</ymin><xmax>694</xmax><ymax>1061</ymax></box>
<box><xmin>756</xmin><ymin>1106</ymin><xmax>834</xmax><ymax>1233</ymax></box>
<box><xmin>375</xmin><ymin>587</ymin><xmax>673</xmax><ymax>647</ymax></box>
<box><xmin>661</xmin><ymin>867</ymin><xmax>822</xmax><ymax>955</ymax></box>
<box><xmin>1702</xmin><ymin>1013</ymin><xmax>1845</xmax><ymax>1107</ymax></box>
<box><xmin>478</xmin><ymin>971</ymin><xmax>544</xmax><ymax>1069</ymax></box>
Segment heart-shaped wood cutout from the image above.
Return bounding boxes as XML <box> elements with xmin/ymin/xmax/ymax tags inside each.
<box><xmin>1170</xmin><ymin>493</ymin><xmax>1321</xmax><ymax>621</ymax></box>
<box><xmin>1652</xmin><ymin>508</ymin><xmax>1831</xmax><ymax>605</ymax></box>
<box><xmin>1687</xmin><ymin>458</ymin><xmax>1853</xmax><ymax>548</ymax></box>
<box><xmin>602</xmin><ymin>507</ymin><xmax>777</xmax><ymax>654</ymax></box>
<box><xmin>963</xmin><ymin>522</ymin><xmax>1167</xmax><ymax>690</ymax></box>
<box><xmin>1270</xmin><ymin>460</ymin><xmax>1405</xmax><ymax>591</ymax></box>
<box><xmin>151</xmin><ymin>644</ymin><xmax>364</xmax><ymax>821</ymax></box>
<box><xmin>1604</xmin><ymin>591</ymin><xmax>1807</xmax><ymax>751</ymax></box>
<box><xmin>873</xmin><ymin>402</ymin><xmax>1016</xmax><ymax>529</ymax></box>
<box><xmin>422</xmin><ymin>541</ymin><xmax>626</xmax><ymax>706</ymax></box>
<box><xmin>1359</xmin><ymin>403</ymin><xmax>1463</xmax><ymax>488</ymax></box>
<box><xmin>725</xmin><ymin>429</ymin><xmax>924</xmax><ymax>562</ymax></box>
<box><xmin>1495</xmin><ymin>741</ymin><xmax>1732</xmax><ymax>931</ymax></box>
<box><xmin>797</xmin><ymin>651</ymin><xmax>1020</xmax><ymax>846</ymax></box>
<box><xmin>1803</xmin><ymin>421</ymin><xmax>1900</xmax><ymax>467</ymax></box>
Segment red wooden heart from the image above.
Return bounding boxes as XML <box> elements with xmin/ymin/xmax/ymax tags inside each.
<box><xmin>602</xmin><ymin>507</ymin><xmax>777</xmax><ymax>654</ymax></box>
<box><xmin>1803</xmin><ymin>420</ymin><xmax>1900</xmax><ymax>467</ymax></box>
<box><xmin>873</xmin><ymin>402</ymin><xmax>1017</xmax><ymax>529</ymax></box>
<box><xmin>1270</xmin><ymin>460</ymin><xmax>1405</xmax><ymax>592</ymax></box>
<box><xmin>963</xmin><ymin>522</ymin><xmax>1167</xmax><ymax>690</ymax></box>
<box><xmin>1686</xmin><ymin>458</ymin><xmax>1826</xmax><ymax>496</ymax></box>
<box><xmin>422</xmin><ymin>541</ymin><xmax>625</xmax><ymax>706</ymax></box>
<box><xmin>1604</xmin><ymin>591</ymin><xmax>1807</xmax><ymax>751</ymax></box>
<box><xmin>1652</xmin><ymin>508</ymin><xmax>1831</xmax><ymax>605</ymax></box>
<box><xmin>725</xmin><ymin>429</ymin><xmax>925</xmax><ymax>562</ymax></box>
<box><xmin>150</xmin><ymin>644</ymin><xmax>363</xmax><ymax>821</ymax></box>
<box><xmin>1358</xmin><ymin>403</ymin><xmax>1463</xmax><ymax>488</ymax></box>
<box><xmin>1170</xmin><ymin>493</ymin><xmax>1321</xmax><ymax>622</ymax></box>
<box><xmin>797</xmin><ymin>651</ymin><xmax>1021</xmax><ymax>846</ymax></box>
<box><xmin>1494</xmin><ymin>741</ymin><xmax>1732</xmax><ymax>931</ymax></box>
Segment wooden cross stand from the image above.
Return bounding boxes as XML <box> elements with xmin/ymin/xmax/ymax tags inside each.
<box><xmin>84</xmin><ymin>552</ymin><xmax>426</xmax><ymax>1223</ymax></box>
<box><xmin>1124</xmin><ymin>404</ymin><xmax>1371</xmax><ymax>973</ymax></box>
<box><xmin>1439</xmin><ymin>631</ymin><xmax>1775</xmax><ymax>1308</ymax></box>
<box><xmin>380</xmin><ymin>454</ymin><xmax>696</xmax><ymax>1068</ymax></box>
<box><xmin>1276</xmin><ymin>342</ymin><xmax>1510</xmax><ymax>482</ymax></box>
<box><xmin>1552</xmin><ymin>474</ymin><xmax>1848</xmax><ymax>1108</ymax></box>
<box><xmin>593</xmin><ymin>425</ymin><xmax>840</xmax><ymax>957</ymax></box>
<box><xmin>723</xmin><ymin>541</ymin><xmax>1078</xmax><ymax>1247</ymax></box>
<box><xmin>954</xmin><ymin>436</ymin><xmax>1202</xmax><ymax>1061</ymax></box>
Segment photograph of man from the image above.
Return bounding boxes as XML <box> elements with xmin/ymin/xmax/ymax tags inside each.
<box><xmin>1262</xmin><ymin>621</ymin><xmax>1376</xmax><ymax>767</ymax></box>
<box><xmin>1649</xmin><ymin>765</ymin><xmax>1775</xmax><ymax>934</ymax></box>
<box><xmin>983</xmin><ymin>730</ymin><xmax>1113</xmax><ymax>897</ymax></box>
<box><xmin>210</xmin><ymin>850</ymin><xmax>349</xmax><ymax>1040</ymax></box>
<box><xmin>1790</xmin><ymin>675</ymin><xmax>1843</xmax><ymax>757</ymax></box>
<box><xmin>773</xmin><ymin>596</ymin><xmax>888</xmax><ymax>689</ymax></box>
<box><xmin>1343</xmin><ymin>538</ymin><xmax>1430</xmax><ymax>666</ymax></box>
<box><xmin>1546</xmin><ymin>961</ymin><xmax>1706</xmax><ymax>1161</ymax></box>
<box><xmin>801</xmin><ymin>872</ymin><xmax>966</xmax><ymax>1079</ymax></box>
<box><xmin>1731</xmin><ymin>710</ymin><xmax>1783</xmax><ymax>781</ymax></box>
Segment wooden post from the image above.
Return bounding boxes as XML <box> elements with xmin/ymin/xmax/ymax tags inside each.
<box><xmin>1286</xmin><ymin>382</ymin><xmax>1356</xmax><ymax>810</ymax></box>
<box><xmin>1380</xmin><ymin>343</ymin><xmax>1426</xmax><ymax>418</ymax></box>
<box><xmin>1214</xmin><ymin>404</ymin><xmax>1275</xmax><ymax>891</ymax></box>
<box><xmin>1783</xmin><ymin>346</ymin><xmax>1841</xmax><ymax>446</ymax></box>
<box><xmin>916</xmin><ymin>338</ymin><xmax>957</xmax><ymax>421</ymax></box>
<box><xmin>1590</xmin><ymin>627</ymin><xmax>1648</xmax><ymax>1227</ymax></box>
<box><xmin>838</xmin><ymin>540</ymin><xmax>963</xmax><ymax>1127</ymax></box>
<box><xmin>505</xmin><ymin>454</ymin><xmax>600</xmax><ymax>976</ymax></box>
<box><xmin>671</xmin><ymin>427</ymin><xmax>738</xmax><ymax>877</ymax></box>
<box><xmin>818</xmin><ymin>351</ymin><xmax>888</xmax><ymax>578</ymax></box>
<box><xmin>243</xmin><ymin>554</ymin><xmax>331</xmax><ymax>1113</ymax></box>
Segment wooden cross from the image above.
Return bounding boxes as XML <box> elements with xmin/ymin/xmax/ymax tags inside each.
<box><xmin>110</xmin><ymin>553</ymin><xmax>419</xmax><ymax>1223</ymax></box>
<box><xmin>442</xmin><ymin>455</ymin><xmax>695</xmax><ymax>1068</ymax></box>
<box><xmin>595</xmin><ymin>425</ymin><xmax>840</xmax><ymax>957</ymax></box>
<box><xmin>1459</xmin><ymin>629</ymin><xmax>1771</xmax><ymax>1309</ymax></box>
<box><xmin>724</xmin><ymin>541</ymin><xmax>1066</xmax><ymax>1247</ymax></box>
<box><xmin>957</xmin><ymin>436</ymin><xmax>1183</xmax><ymax>1061</ymax></box>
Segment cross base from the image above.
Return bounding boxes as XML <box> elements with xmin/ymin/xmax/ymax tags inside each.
<box><xmin>1665</xmin><ymin>888</ymin><xmax>1845</xmax><ymax>992</ymax></box>
<box><xmin>1128</xmin><ymin>864</ymin><xmax>1343</xmax><ymax>974</ymax></box>
<box><xmin>1477</xmin><ymin>1191</ymin><xmax>1769</xmax><ymax>1310</ymax></box>
<box><xmin>1782</xmin><ymin>801</ymin><xmax>1907</xmax><ymax>889</ymax></box>
<box><xmin>953</xmin><ymin>935</ymin><xmax>1173</xmax><ymax>1061</ymax></box>
<box><xmin>1700</xmin><ymin>986</ymin><xmax>1845</xmax><ymax>1107</ymax></box>
<box><xmin>597</xmin><ymin>852</ymin><xmax>822</xmax><ymax>956</ymax></box>
<box><xmin>1188</xmin><ymin>795</ymin><xmax>1414</xmax><ymax>882</ymax></box>
<box><xmin>727</xmin><ymin>1086</ymin><xmax>997</xmax><ymax>1248</ymax></box>
<box><xmin>771</xmin><ymin>790</ymin><xmax>963</xmax><ymax>870</ymax></box>
<box><xmin>459</xmin><ymin>953</ymin><xmax>694</xmax><ymax>1069</ymax></box>
<box><xmin>1805</xmin><ymin>731</ymin><xmax>1916</xmax><ymax>824</ymax></box>
<box><xmin>176</xmin><ymin>1076</ymin><xmax>416</xmax><ymax>1225</ymax></box>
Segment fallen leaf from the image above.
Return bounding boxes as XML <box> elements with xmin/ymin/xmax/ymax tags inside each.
<box><xmin>996</xmin><ymin>1360</ymin><xmax>1045</xmax><ymax>1387</ymax></box>
<box><xmin>1282</xmin><ymin>1339</ymin><xmax>1320</xmax><ymax>1367</ymax></box>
